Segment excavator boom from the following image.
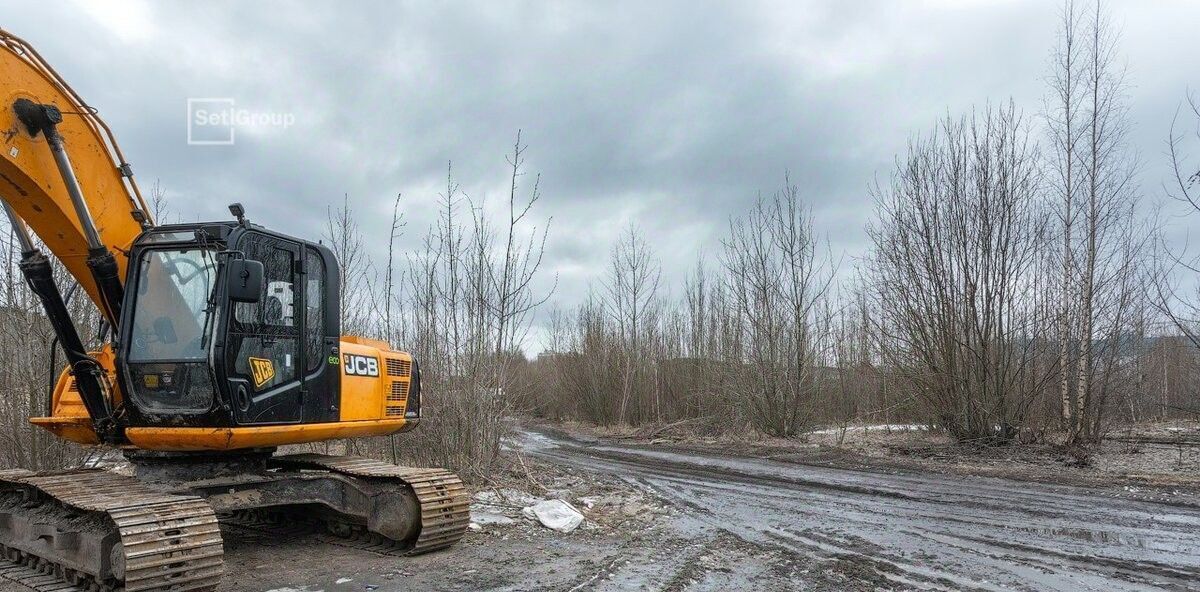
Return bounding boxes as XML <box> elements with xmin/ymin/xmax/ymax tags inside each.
<box><xmin>0</xmin><ymin>29</ymin><xmax>149</xmax><ymax>316</ymax></box>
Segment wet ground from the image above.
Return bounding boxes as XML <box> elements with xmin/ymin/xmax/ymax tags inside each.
<box><xmin>519</xmin><ymin>429</ymin><xmax>1200</xmax><ymax>591</ymax></box>
<box><xmin>3</xmin><ymin>427</ymin><xmax>1199</xmax><ymax>591</ymax></box>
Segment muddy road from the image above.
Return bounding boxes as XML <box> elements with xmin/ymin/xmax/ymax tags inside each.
<box><xmin>519</xmin><ymin>428</ymin><xmax>1200</xmax><ymax>591</ymax></box>
<box><xmin>3</xmin><ymin>428</ymin><xmax>1198</xmax><ymax>591</ymax></box>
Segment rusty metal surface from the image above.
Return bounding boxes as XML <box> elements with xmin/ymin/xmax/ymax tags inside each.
<box><xmin>0</xmin><ymin>470</ymin><xmax>224</xmax><ymax>592</ymax></box>
<box><xmin>271</xmin><ymin>454</ymin><xmax>470</xmax><ymax>554</ymax></box>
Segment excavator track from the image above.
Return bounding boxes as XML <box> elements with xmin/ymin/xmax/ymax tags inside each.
<box><xmin>270</xmin><ymin>454</ymin><xmax>470</xmax><ymax>554</ymax></box>
<box><xmin>0</xmin><ymin>561</ymin><xmax>88</xmax><ymax>592</ymax></box>
<box><xmin>220</xmin><ymin>510</ymin><xmax>408</xmax><ymax>557</ymax></box>
<box><xmin>0</xmin><ymin>470</ymin><xmax>224</xmax><ymax>592</ymax></box>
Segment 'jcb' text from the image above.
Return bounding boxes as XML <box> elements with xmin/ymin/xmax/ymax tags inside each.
<box><xmin>343</xmin><ymin>354</ymin><xmax>379</xmax><ymax>377</ymax></box>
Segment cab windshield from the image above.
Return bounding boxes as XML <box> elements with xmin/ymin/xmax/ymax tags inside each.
<box><xmin>128</xmin><ymin>248</ymin><xmax>218</xmax><ymax>362</ymax></box>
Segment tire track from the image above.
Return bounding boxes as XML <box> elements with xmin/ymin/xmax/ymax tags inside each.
<box><xmin>518</xmin><ymin>429</ymin><xmax>1200</xmax><ymax>591</ymax></box>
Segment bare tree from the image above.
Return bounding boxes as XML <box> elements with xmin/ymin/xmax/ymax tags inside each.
<box><xmin>1152</xmin><ymin>94</ymin><xmax>1200</xmax><ymax>417</ymax></box>
<box><xmin>404</xmin><ymin>161</ymin><xmax>496</xmax><ymax>477</ymax></box>
<box><xmin>1058</xmin><ymin>0</ymin><xmax>1142</xmax><ymax>444</ymax></box>
<box><xmin>721</xmin><ymin>178</ymin><xmax>834</xmax><ymax>437</ymax></box>
<box><xmin>149</xmin><ymin>179</ymin><xmax>170</xmax><ymax>223</ymax></box>
<box><xmin>602</xmin><ymin>224</ymin><xmax>661</xmax><ymax>424</ymax></box>
<box><xmin>475</xmin><ymin>131</ymin><xmax>554</xmax><ymax>402</ymax></box>
<box><xmin>383</xmin><ymin>193</ymin><xmax>406</xmax><ymax>344</ymax></box>
<box><xmin>381</xmin><ymin>193</ymin><xmax>406</xmax><ymax>462</ymax></box>
<box><xmin>324</xmin><ymin>194</ymin><xmax>372</xmax><ymax>335</ymax></box>
<box><xmin>867</xmin><ymin>104</ymin><xmax>1049</xmax><ymax>443</ymax></box>
<box><xmin>1046</xmin><ymin>0</ymin><xmax>1086</xmax><ymax>428</ymax></box>
<box><xmin>398</xmin><ymin>136</ymin><xmax>552</xmax><ymax>479</ymax></box>
<box><xmin>1157</xmin><ymin>96</ymin><xmax>1200</xmax><ymax>344</ymax></box>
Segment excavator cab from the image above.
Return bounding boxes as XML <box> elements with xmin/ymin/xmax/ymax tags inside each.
<box><xmin>28</xmin><ymin>207</ymin><xmax>424</xmax><ymax>451</ymax></box>
<box><xmin>117</xmin><ymin>218</ymin><xmax>344</xmax><ymax>429</ymax></box>
<box><xmin>1</xmin><ymin>90</ymin><xmax>424</xmax><ymax>450</ymax></box>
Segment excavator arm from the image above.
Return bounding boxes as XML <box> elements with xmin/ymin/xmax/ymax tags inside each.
<box><xmin>0</xmin><ymin>29</ymin><xmax>157</xmax><ymax>441</ymax></box>
<box><xmin>0</xmin><ymin>28</ymin><xmax>151</xmax><ymax>313</ymax></box>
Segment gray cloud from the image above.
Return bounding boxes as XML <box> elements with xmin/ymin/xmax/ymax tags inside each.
<box><xmin>4</xmin><ymin>0</ymin><xmax>1198</xmax><ymax>351</ymax></box>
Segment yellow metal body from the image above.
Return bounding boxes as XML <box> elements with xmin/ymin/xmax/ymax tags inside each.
<box><xmin>124</xmin><ymin>419</ymin><xmax>412</xmax><ymax>451</ymax></box>
<box><xmin>33</xmin><ymin>338</ymin><xmax>418</xmax><ymax>451</ymax></box>
<box><xmin>2</xmin><ymin>29</ymin><xmax>422</xmax><ymax>453</ymax></box>
<box><xmin>0</xmin><ymin>30</ymin><xmax>148</xmax><ymax>318</ymax></box>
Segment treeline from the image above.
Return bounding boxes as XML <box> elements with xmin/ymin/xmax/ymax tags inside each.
<box><xmin>521</xmin><ymin>185</ymin><xmax>871</xmax><ymax>439</ymax></box>
<box><xmin>515</xmin><ymin>0</ymin><xmax>1200</xmax><ymax>447</ymax></box>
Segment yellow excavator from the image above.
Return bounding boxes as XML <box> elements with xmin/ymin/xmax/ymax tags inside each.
<box><xmin>0</xmin><ymin>29</ymin><xmax>468</xmax><ymax>591</ymax></box>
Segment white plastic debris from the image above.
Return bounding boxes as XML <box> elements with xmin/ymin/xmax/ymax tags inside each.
<box><xmin>522</xmin><ymin>499</ymin><xmax>585</xmax><ymax>533</ymax></box>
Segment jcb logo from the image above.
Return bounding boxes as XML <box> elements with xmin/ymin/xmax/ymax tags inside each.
<box><xmin>343</xmin><ymin>354</ymin><xmax>379</xmax><ymax>377</ymax></box>
<box><xmin>248</xmin><ymin>357</ymin><xmax>275</xmax><ymax>389</ymax></box>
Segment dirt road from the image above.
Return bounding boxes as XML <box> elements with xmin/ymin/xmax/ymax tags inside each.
<box><xmin>517</xmin><ymin>428</ymin><xmax>1200</xmax><ymax>591</ymax></box>
<box><xmin>3</xmin><ymin>428</ymin><xmax>1198</xmax><ymax>591</ymax></box>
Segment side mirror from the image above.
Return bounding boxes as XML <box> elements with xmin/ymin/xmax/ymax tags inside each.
<box><xmin>227</xmin><ymin>259</ymin><xmax>264</xmax><ymax>303</ymax></box>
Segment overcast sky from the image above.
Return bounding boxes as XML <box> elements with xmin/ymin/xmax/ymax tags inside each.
<box><xmin>4</xmin><ymin>0</ymin><xmax>1198</xmax><ymax>352</ymax></box>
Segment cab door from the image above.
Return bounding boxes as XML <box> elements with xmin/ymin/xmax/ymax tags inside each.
<box><xmin>226</xmin><ymin>232</ymin><xmax>304</xmax><ymax>424</ymax></box>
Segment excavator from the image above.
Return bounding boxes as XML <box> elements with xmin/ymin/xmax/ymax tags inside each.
<box><xmin>0</xmin><ymin>29</ymin><xmax>469</xmax><ymax>591</ymax></box>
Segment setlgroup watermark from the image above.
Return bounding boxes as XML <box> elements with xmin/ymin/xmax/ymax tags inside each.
<box><xmin>186</xmin><ymin>98</ymin><xmax>296</xmax><ymax>145</ymax></box>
